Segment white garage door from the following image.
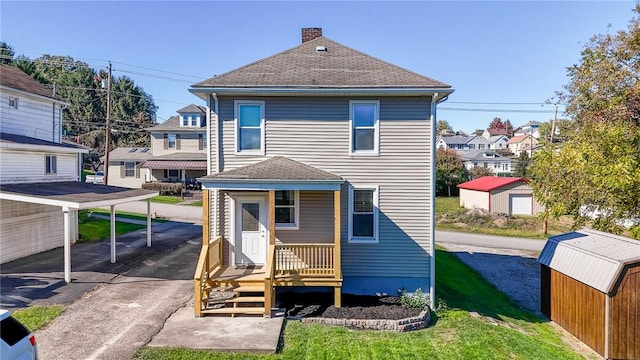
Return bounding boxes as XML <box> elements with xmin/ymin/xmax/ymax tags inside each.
<box><xmin>510</xmin><ymin>195</ymin><xmax>532</xmax><ymax>215</ymax></box>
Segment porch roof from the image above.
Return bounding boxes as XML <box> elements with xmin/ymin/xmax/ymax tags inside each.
<box><xmin>141</xmin><ymin>160</ymin><xmax>206</xmax><ymax>170</ymax></box>
<box><xmin>199</xmin><ymin>156</ymin><xmax>344</xmax><ymax>191</ymax></box>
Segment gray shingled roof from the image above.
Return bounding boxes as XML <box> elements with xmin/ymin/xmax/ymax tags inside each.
<box><xmin>108</xmin><ymin>147</ymin><xmax>153</xmax><ymax>161</ymax></box>
<box><xmin>0</xmin><ymin>64</ymin><xmax>65</xmax><ymax>101</ymax></box>
<box><xmin>145</xmin><ymin>116</ymin><xmax>205</xmax><ymax>132</ymax></box>
<box><xmin>439</xmin><ymin>135</ymin><xmax>472</xmax><ymax>145</ymax></box>
<box><xmin>201</xmin><ymin>156</ymin><xmax>343</xmax><ymax>181</ymax></box>
<box><xmin>177</xmin><ymin>104</ymin><xmax>206</xmax><ymax>113</ymax></box>
<box><xmin>192</xmin><ymin>36</ymin><xmax>451</xmax><ymax>89</ymax></box>
<box><xmin>1</xmin><ymin>132</ymin><xmax>87</xmax><ymax>151</ymax></box>
<box><xmin>460</xmin><ymin>150</ymin><xmax>510</xmax><ymax>162</ymax></box>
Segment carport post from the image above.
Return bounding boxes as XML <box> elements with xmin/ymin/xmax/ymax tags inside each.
<box><xmin>63</xmin><ymin>206</ymin><xmax>71</xmax><ymax>283</ymax></box>
<box><xmin>110</xmin><ymin>205</ymin><xmax>116</xmax><ymax>263</ymax></box>
<box><xmin>146</xmin><ymin>199</ymin><xmax>151</xmax><ymax>247</ymax></box>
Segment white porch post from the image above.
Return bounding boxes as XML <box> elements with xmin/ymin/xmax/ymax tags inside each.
<box><xmin>63</xmin><ymin>206</ymin><xmax>71</xmax><ymax>283</ymax></box>
<box><xmin>181</xmin><ymin>169</ymin><xmax>186</xmax><ymax>184</ymax></box>
<box><xmin>110</xmin><ymin>205</ymin><xmax>116</xmax><ymax>263</ymax></box>
<box><xmin>146</xmin><ymin>199</ymin><xmax>152</xmax><ymax>247</ymax></box>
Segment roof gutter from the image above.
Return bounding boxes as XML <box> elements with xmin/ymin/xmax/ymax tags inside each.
<box><xmin>189</xmin><ymin>87</ymin><xmax>455</xmax><ymax>100</ymax></box>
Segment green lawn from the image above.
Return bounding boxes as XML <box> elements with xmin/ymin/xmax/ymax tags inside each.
<box><xmin>132</xmin><ymin>248</ymin><xmax>581</xmax><ymax>360</ymax></box>
<box><xmin>149</xmin><ymin>196</ymin><xmax>183</xmax><ymax>204</ymax></box>
<box><xmin>188</xmin><ymin>200</ymin><xmax>203</xmax><ymax>207</ymax></box>
<box><xmin>78</xmin><ymin>211</ymin><xmax>146</xmax><ymax>243</ymax></box>
<box><xmin>435</xmin><ymin>196</ymin><xmax>461</xmax><ymax>215</ymax></box>
<box><xmin>12</xmin><ymin>305</ymin><xmax>65</xmax><ymax>332</ymax></box>
<box><xmin>88</xmin><ymin>208</ymin><xmax>168</xmax><ymax>223</ymax></box>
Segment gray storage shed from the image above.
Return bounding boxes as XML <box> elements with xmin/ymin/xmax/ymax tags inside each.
<box><xmin>538</xmin><ymin>229</ymin><xmax>640</xmax><ymax>359</ymax></box>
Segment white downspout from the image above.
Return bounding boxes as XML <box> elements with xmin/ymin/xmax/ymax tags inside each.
<box><xmin>429</xmin><ymin>93</ymin><xmax>438</xmax><ymax>311</ymax></box>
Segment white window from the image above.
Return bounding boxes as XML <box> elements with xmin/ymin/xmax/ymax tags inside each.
<box><xmin>202</xmin><ymin>134</ymin><xmax>207</xmax><ymax>149</ymax></box>
<box><xmin>191</xmin><ymin>115</ymin><xmax>198</xmax><ymax>127</ymax></box>
<box><xmin>349</xmin><ymin>101</ymin><xmax>379</xmax><ymax>155</ymax></box>
<box><xmin>45</xmin><ymin>155</ymin><xmax>57</xmax><ymax>174</ymax></box>
<box><xmin>348</xmin><ymin>186</ymin><xmax>379</xmax><ymax>243</ymax></box>
<box><xmin>275</xmin><ymin>190</ymin><xmax>299</xmax><ymax>229</ymax></box>
<box><xmin>167</xmin><ymin>169</ymin><xmax>179</xmax><ymax>178</ymax></box>
<box><xmin>182</xmin><ymin>116</ymin><xmax>188</xmax><ymax>126</ymax></box>
<box><xmin>235</xmin><ymin>100</ymin><xmax>265</xmax><ymax>154</ymax></box>
<box><xmin>168</xmin><ymin>134</ymin><xmax>176</xmax><ymax>149</ymax></box>
<box><xmin>124</xmin><ymin>162</ymin><xmax>136</xmax><ymax>177</ymax></box>
<box><xmin>9</xmin><ymin>97</ymin><xmax>18</xmax><ymax>109</ymax></box>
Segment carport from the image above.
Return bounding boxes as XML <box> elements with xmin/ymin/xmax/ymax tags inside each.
<box><xmin>0</xmin><ymin>181</ymin><xmax>158</xmax><ymax>283</ymax></box>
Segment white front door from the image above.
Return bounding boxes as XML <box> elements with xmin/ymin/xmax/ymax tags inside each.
<box><xmin>235</xmin><ymin>196</ymin><xmax>268</xmax><ymax>265</ymax></box>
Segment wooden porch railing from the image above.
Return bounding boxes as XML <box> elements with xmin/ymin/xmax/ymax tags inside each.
<box><xmin>274</xmin><ymin>244</ymin><xmax>335</xmax><ymax>276</ymax></box>
<box><xmin>193</xmin><ymin>236</ymin><xmax>223</xmax><ymax>317</ymax></box>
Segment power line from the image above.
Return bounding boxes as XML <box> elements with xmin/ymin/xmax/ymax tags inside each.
<box><xmin>439</xmin><ymin>107</ymin><xmax>556</xmax><ymax>114</ymax></box>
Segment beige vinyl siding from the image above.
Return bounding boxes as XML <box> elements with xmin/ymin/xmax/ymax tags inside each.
<box><xmin>459</xmin><ymin>188</ymin><xmax>490</xmax><ymax>211</ymax></box>
<box><xmin>0</xmin><ymin>200</ymin><xmax>66</xmax><ymax>263</ymax></box>
<box><xmin>107</xmin><ymin>162</ymin><xmax>148</xmax><ymax>188</ymax></box>
<box><xmin>0</xmin><ymin>150</ymin><xmax>78</xmax><ymax>184</ymax></box>
<box><xmin>214</xmin><ymin>96</ymin><xmax>433</xmax><ymax>278</ymax></box>
<box><xmin>149</xmin><ymin>131</ymin><xmax>206</xmax><ymax>157</ymax></box>
<box><xmin>491</xmin><ymin>183</ymin><xmax>543</xmax><ymax>215</ymax></box>
<box><xmin>275</xmin><ymin>191</ymin><xmax>334</xmax><ymax>244</ymax></box>
<box><xmin>0</xmin><ymin>90</ymin><xmax>62</xmax><ymax>143</ymax></box>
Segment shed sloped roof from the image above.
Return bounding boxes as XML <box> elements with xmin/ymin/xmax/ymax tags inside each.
<box><xmin>192</xmin><ymin>36</ymin><xmax>451</xmax><ymax>89</ymax></box>
<box><xmin>457</xmin><ymin>176</ymin><xmax>527</xmax><ymax>191</ymax></box>
<box><xmin>538</xmin><ymin>229</ymin><xmax>640</xmax><ymax>293</ymax></box>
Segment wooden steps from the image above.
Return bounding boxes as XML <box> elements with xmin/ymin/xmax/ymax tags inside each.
<box><xmin>226</xmin><ymin>296</ymin><xmax>265</xmax><ymax>303</ymax></box>
<box><xmin>201</xmin><ymin>307</ymin><xmax>264</xmax><ymax>316</ymax></box>
<box><xmin>234</xmin><ymin>285</ymin><xmax>265</xmax><ymax>293</ymax></box>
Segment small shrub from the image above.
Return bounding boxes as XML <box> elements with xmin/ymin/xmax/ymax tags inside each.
<box><xmin>142</xmin><ymin>182</ymin><xmax>183</xmax><ymax>196</ymax></box>
<box><xmin>397</xmin><ymin>288</ymin><xmax>430</xmax><ymax>311</ymax></box>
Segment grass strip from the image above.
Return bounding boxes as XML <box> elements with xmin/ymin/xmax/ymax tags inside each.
<box><xmin>12</xmin><ymin>305</ymin><xmax>65</xmax><ymax>332</ymax></box>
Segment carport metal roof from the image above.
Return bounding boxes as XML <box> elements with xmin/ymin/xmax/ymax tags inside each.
<box><xmin>0</xmin><ymin>181</ymin><xmax>159</xmax><ymax>283</ymax></box>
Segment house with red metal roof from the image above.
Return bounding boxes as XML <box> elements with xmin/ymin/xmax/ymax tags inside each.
<box><xmin>457</xmin><ymin>176</ymin><xmax>542</xmax><ymax>215</ymax></box>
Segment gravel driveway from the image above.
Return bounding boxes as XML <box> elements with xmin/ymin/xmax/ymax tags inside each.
<box><xmin>439</xmin><ymin>243</ymin><xmax>542</xmax><ymax>315</ymax></box>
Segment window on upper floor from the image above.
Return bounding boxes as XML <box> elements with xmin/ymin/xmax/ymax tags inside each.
<box><xmin>275</xmin><ymin>190</ymin><xmax>299</xmax><ymax>229</ymax></box>
<box><xmin>124</xmin><ymin>162</ymin><xmax>136</xmax><ymax>177</ymax></box>
<box><xmin>479</xmin><ymin>144</ymin><xmax>485</xmax><ymax>149</ymax></box>
<box><xmin>166</xmin><ymin>133</ymin><xmax>177</xmax><ymax>149</ymax></box>
<box><xmin>9</xmin><ymin>97</ymin><xmax>18</xmax><ymax>109</ymax></box>
<box><xmin>191</xmin><ymin>115</ymin><xmax>198</xmax><ymax>127</ymax></box>
<box><xmin>469</xmin><ymin>144</ymin><xmax>475</xmax><ymax>149</ymax></box>
<box><xmin>45</xmin><ymin>155</ymin><xmax>57</xmax><ymax>174</ymax></box>
<box><xmin>349</xmin><ymin>101</ymin><xmax>379</xmax><ymax>155</ymax></box>
<box><xmin>235</xmin><ymin>101</ymin><xmax>265</xmax><ymax>154</ymax></box>
<box><xmin>348</xmin><ymin>186</ymin><xmax>379</xmax><ymax>243</ymax></box>
<box><xmin>182</xmin><ymin>115</ymin><xmax>189</xmax><ymax>126</ymax></box>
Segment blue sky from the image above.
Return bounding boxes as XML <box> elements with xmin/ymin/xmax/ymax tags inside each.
<box><xmin>2</xmin><ymin>1</ymin><xmax>635</xmax><ymax>133</ymax></box>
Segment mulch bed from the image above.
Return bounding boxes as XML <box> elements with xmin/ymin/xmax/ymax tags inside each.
<box><xmin>280</xmin><ymin>292</ymin><xmax>422</xmax><ymax>320</ymax></box>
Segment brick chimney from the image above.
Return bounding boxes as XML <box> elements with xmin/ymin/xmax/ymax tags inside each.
<box><xmin>302</xmin><ymin>28</ymin><xmax>322</xmax><ymax>43</ymax></box>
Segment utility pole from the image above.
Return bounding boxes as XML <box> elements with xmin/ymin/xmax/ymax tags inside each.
<box><xmin>103</xmin><ymin>61</ymin><xmax>112</xmax><ymax>185</ymax></box>
<box><xmin>550</xmin><ymin>104</ymin><xmax>558</xmax><ymax>143</ymax></box>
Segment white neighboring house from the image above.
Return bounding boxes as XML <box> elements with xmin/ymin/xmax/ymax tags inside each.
<box><xmin>488</xmin><ymin>135</ymin><xmax>509</xmax><ymax>150</ymax></box>
<box><xmin>0</xmin><ymin>64</ymin><xmax>86</xmax><ymax>263</ymax></box>
<box><xmin>460</xmin><ymin>150</ymin><xmax>512</xmax><ymax>175</ymax></box>
<box><xmin>514</xmin><ymin>120</ymin><xmax>542</xmax><ymax>139</ymax></box>
<box><xmin>436</xmin><ymin>135</ymin><xmax>488</xmax><ymax>153</ymax></box>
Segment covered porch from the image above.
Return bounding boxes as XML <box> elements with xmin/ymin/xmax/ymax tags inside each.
<box><xmin>194</xmin><ymin>157</ymin><xmax>344</xmax><ymax>317</ymax></box>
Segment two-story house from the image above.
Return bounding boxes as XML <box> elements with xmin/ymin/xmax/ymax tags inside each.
<box><xmin>107</xmin><ymin>104</ymin><xmax>207</xmax><ymax>188</ymax></box>
<box><xmin>189</xmin><ymin>28</ymin><xmax>453</xmax><ymax>316</ymax></box>
<box><xmin>460</xmin><ymin>150</ymin><xmax>512</xmax><ymax>175</ymax></box>
<box><xmin>514</xmin><ymin>120</ymin><xmax>542</xmax><ymax>139</ymax></box>
<box><xmin>0</xmin><ymin>65</ymin><xmax>157</xmax><ymax>281</ymax></box>
<box><xmin>507</xmin><ymin>134</ymin><xmax>538</xmax><ymax>156</ymax></box>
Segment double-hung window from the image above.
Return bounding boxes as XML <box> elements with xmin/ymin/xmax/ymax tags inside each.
<box><xmin>348</xmin><ymin>186</ymin><xmax>379</xmax><ymax>243</ymax></box>
<box><xmin>349</xmin><ymin>101</ymin><xmax>379</xmax><ymax>155</ymax></box>
<box><xmin>182</xmin><ymin>116</ymin><xmax>189</xmax><ymax>126</ymax></box>
<box><xmin>275</xmin><ymin>190</ymin><xmax>299</xmax><ymax>229</ymax></box>
<box><xmin>124</xmin><ymin>162</ymin><xmax>136</xmax><ymax>177</ymax></box>
<box><xmin>167</xmin><ymin>134</ymin><xmax>176</xmax><ymax>149</ymax></box>
<box><xmin>191</xmin><ymin>115</ymin><xmax>198</xmax><ymax>127</ymax></box>
<box><xmin>45</xmin><ymin>155</ymin><xmax>57</xmax><ymax>174</ymax></box>
<box><xmin>235</xmin><ymin>101</ymin><xmax>265</xmax><ymax>154</ymax></box>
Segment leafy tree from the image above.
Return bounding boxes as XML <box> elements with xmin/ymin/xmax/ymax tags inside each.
<box><xmin>436</xmin><ymin>149</ymin><xmax>468</xmax><ymax>197</ymax></box>
<box><xmin>13</xmin><ymin>53</ymin><xmax>157</xmax><ymax>157</ymax></box>
<box><xmin>437</xmin><ymin>120</ymin><xmax>453</xmax><ymax>135</ymax></box>
<box><xmin>488</xmin><ymin>117</ymin><xmax>514</xmax><ymax>135</ymax></box>
<box><xmin>0</xmin><ymin>42</ymin><xmax>14</xmax><ymax>64</ymax></box>
<box><xmin>514</xmin><ymin>152</ymin><xmax>531</xmax><ymax>178</ymax></box>
<box><xmin>530</xmin><ymin>7</ymin><xmax>640</xmax><ymax>236</ymax></box>
<box><xmin>469</xmin><ymin>166</ymin><xmax>494</xmax><ymax>179</ymax></box>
